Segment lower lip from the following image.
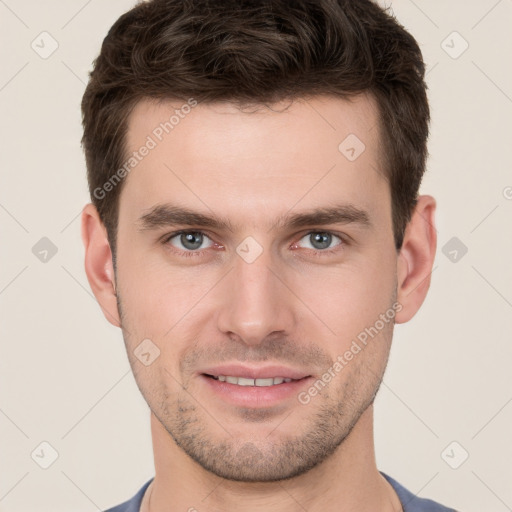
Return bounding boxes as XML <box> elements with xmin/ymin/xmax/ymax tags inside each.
<box><xmin>200</xmin><ymin>374</ymin><xmax>313</xmax><ymax>408</ymax></box>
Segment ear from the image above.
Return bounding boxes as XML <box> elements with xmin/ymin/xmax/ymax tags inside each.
<box><xmin>81</xmin><ymin>203</ymin><xmax>121</xmax><ymax>328</ymax></box>
<box><xmin>395</xmin><ymin>195</ymin><xmax>437</xmax><ymax>324</ymax></box>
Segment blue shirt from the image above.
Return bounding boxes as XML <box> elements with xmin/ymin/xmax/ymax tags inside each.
<box><xmin>104</xmin><ymin>472</ymin><xmax>458</xmax><ymax>511</ymax></box>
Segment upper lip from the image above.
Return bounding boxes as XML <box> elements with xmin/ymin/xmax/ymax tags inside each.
<box><xmin>200</xmin><ymin>364</ymin><xmax>311</xmax><ymax>380</ymax></box>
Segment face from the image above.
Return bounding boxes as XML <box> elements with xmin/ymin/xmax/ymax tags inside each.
<box><xmin>115</xmin><ymin>94</ymin><xmax>399</xmax><ymax>482</ymax></box>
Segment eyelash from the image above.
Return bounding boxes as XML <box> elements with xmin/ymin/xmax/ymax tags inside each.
<box><xmin>161</xmin><ymin>230</ymin><xmax>347</xmax><ymax>259</ymax></box>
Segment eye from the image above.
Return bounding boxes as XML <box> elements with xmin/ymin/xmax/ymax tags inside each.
<box><xmin>295</xmin><ymin>231</ymin><xmax>344</xmax><ymax>252</ymax></box>
<box><xmin>165</xmin><ymin>231</ymin><xmax>214</xmax><ymax>252</ymax></box>
<box><xmin>161</xmin><ymin>229</ymin><xmax>345</xmax><ymax>259</ymax></box>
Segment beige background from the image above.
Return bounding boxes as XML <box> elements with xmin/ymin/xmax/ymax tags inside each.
<box><xmin>1</xmin><ymin>0</ymin><xmax>511</xmax><ymax>510</ymax></box>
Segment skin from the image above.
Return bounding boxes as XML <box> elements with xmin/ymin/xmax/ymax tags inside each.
<box><xmin>82</xmin><ymin>93</ymin><xmax>437</xmax><ymax>512</ymax></box>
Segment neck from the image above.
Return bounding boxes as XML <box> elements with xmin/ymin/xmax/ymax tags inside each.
<box><xmin>145</xmin><ymin>406</ymin><xmax>402</xmax><ymax>512</ymax></box>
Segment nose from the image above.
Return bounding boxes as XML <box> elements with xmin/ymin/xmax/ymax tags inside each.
<box><xmin>215</xmin><ymin>246</ymin><xmax>297</xmax><ymax>347</ymax></box>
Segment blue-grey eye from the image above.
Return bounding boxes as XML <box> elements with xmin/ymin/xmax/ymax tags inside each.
<box><xmin>298</xmin><ymin>232</ymin><xmax>342</xmax><ymax>251</ymax></box>
<box><xmin>169</xmin><ymin>231</ymin><xmax>213</xmax><ymax>251</ymax></box>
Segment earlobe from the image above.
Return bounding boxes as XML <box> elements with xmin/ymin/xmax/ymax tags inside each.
<box><xmin>395</xmin><ymin>195</ymin><xmax>437</xmax><ymax>324</ymax></box>
<box><xmin>81</xmin><ymin>203</ymin><xmax>121</xmax><ymax>327</ymax></box>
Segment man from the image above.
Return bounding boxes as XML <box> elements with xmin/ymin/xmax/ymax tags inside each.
<box><xmin>80</xmin><ymin>0</ymin><xmax>457</xmax><ymax>510</ymax></box>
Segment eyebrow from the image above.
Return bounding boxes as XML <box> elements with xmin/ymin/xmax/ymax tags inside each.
<box><xmin>136</xmin><ymin>202</ymin><xmax>372</xmax><ymax>233</ymax></box>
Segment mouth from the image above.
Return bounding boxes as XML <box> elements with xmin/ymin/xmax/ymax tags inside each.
<box><xmin>203</xmin><ymin>373</ymin><xmax>303</xmax><ymax>387</ymax></box>
<box><xmin>199</xmin><ymin>368</ymin><xmax>314</xmax><ymax>408</ymax></box>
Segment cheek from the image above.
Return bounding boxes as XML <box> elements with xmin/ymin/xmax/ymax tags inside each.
<box><xmin>116</xmin><ymin>251</ymin><xmax>218</xmax><ymax>342</ymax></box>
<box><xmin>293</xmin><ymin>259</ymin><xmax>396</xmax><ymax>334</ymax></box>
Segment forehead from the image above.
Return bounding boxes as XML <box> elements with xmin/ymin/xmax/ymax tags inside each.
<box><xmin>119</xmin><ymin>94</ymin><xmax>388</xmax><ymax>228</ymax></box>
<box><xmin>125</xmin><ymin>94</ymin><xmax>381</xmax><ymax>160</ymax></box>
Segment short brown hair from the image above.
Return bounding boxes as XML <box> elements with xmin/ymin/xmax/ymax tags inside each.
<box><xmin>81</xmin><ymin>0</ymin><xmax>429</xmax><ymax>262</ymax></box>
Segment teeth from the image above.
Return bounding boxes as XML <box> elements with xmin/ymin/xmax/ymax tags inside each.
<box><xmin>212</xmin><ymin>375</ymin><xmax>295</xmax><ymax>386</ymax></box>
<box><xmin>256</xmin><ymin>378</ymin><xmax>274</xmax><ymax>386</ymax></box>
<box><xmin>237</xmin><ymin>377</ymin><xmax>255</xmax><ymax>386</ymax></box>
